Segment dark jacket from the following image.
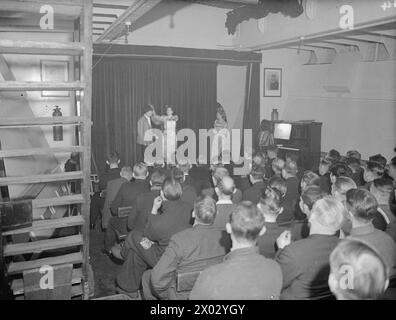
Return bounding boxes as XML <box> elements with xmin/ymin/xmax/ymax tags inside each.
<box><xmin>276</xmin><ymin>234</ymin><xmax>339</xmax><ymax>300</ymax></box>
<box><xmin>349</xmin><ymin>223</ymin><xmax>396</xmax><ymax>278</ymax></box>
<box><xmin>144</xmin><ymin>199</ymin><xmax>193</xmax><ymax>247</ymax></box>
<box><xmin>128</xmin><ymin>189</ymin><xmax>161</xmax><ymax>232</ymax></box>
<box><xmin>212</xmin><ymin>201</ymin><xmax>237</xmax><ymax>230</ymax></box>
<box><xmin>190</xmin><ymin>247</ymin><xmax>283</xmax><ymax>300</ymax></box>
<box><xmin>99</xmin><ymin>167</ymin><xmax>121</xmax><ymax>191</ymax></box>
<box><xmin>150</xmin><ymin>224</ymin><xmax>228</xmax><ymax>300</ymax></box>
<box><xmin>277</xmin><ymin>176</ymin><xmax>299</xmax><ymax>223</ymax></box>
<box><xmin>110</xmin><ymin>179</ymin><xmax>149</xmax><ymax>215</ymax></box>
<box><xmin>242</xmin><ymin>181</ymin><xmax>266</xmax><ymax>204</ymax></box>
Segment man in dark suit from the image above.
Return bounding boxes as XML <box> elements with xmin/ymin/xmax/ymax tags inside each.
<box><xmin>127</xmin><ymin>169</ymin><xmax>166</xmax><ymax>233</ymax></box>
<box><xmin>171</xmin><ymin>167</ymin><xmax>197</xmax><ymax>207</ymax></box>
<box><xmin>202</xmin><ymin>166</ymin><xmax>242</xmax><ymax>204</ymax></box>
<box><xmin>242</xmin><ymin>167</ymin><xmax>266</xmax><ymax>204</ymax></box>
<box><xmin>275</xmin><ymin>196</ymin><xmax>344</xmax><ymax>300</ymax></box>
<box><xmin>115</xmin><ymin>178</ymin><xmax>193</xmax><ymax>298</ymax></box>
<box><xmin>90</xmin><ymin>151</ymin><xmax>121</xmax><ymax>229</ymax></box>
<box><xmin>212</xmin><ymin>176</ymin><xmax>237</xmax><ymax>230</ymax></box>
<box><xmin>278</xmin><ymin>160</ymin><xmax>299</xmax><ymax>223</ymax></box>
<box><xmin>189</xmin><ymin>156</ymin><xmax>212</xmax><ymax>195</ymax></box>
<box><xmin>142</xmin><ymin>195</ymin><xmax>228</xmax><ymax>300</ymax></box>
<box><xmin>190</xmin><ymin>201</ymin><xmax>283</xmax><ymax>300</ymax></box>
<box><xmin>102</xmin><ymin>166</ymin><xmax>132</xmax><ymax>230</ymax></box>
<box><xmin>103</xmin><ymin>163</ymin><xmax>149</xmax><ymax>253</ymax></box>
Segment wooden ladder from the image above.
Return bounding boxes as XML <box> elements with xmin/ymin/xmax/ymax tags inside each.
<box><xmin>0</xmin><ymin>0</ymin><xmax>93</xmax><ymax>300</ymax></box>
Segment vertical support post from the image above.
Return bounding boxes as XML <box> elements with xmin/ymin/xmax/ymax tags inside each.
<box><xmin>80</xmin><ymin>0</ymin><xmax>93</xmax><ymax>299</ymax></box>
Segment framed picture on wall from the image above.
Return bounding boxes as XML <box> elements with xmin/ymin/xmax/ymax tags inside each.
<box><xmin>264</xmin><ymin>68</ymin><xmax>282</xmax><ymax>97</ymax></box>
<box><xmin>41</xmin><ymin>60</ymin><xmax>70</xmax><ymax>97</ymax></box>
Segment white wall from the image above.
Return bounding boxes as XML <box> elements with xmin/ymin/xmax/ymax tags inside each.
<box><xmin>126</xmin><ymin>1</ymin><xmax>234</xmax><ymax>49</ymax></box>
<box><xmin>261</xmin><ymin>49</ymin><xmax>396</xmax><ymax>160</ymax></box>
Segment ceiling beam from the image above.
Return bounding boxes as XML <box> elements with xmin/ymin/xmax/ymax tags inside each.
<box><xmin>93</xmin><ymin>3</ymin><xmax>129</xmax><ymax>10</ymax></box>
<box><xmin>96</xmin><ymin>0</ymin><xmax>163</xmax><ymax>42</ymax></box>
<box><xmin>93</xmin><ymin>13</ymin><xmax>118</xmax><ymax>19</ymax></box>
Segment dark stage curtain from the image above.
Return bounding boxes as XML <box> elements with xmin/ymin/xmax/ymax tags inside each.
<box><xmin>243</xmin><ymin>62</ymin><xmax>261</xmax><ymax>151</ymax></box>
<box><xmin>92</xmin><ymin>58</ymin><xmax>217</xmax><ymax>169</ymax></box>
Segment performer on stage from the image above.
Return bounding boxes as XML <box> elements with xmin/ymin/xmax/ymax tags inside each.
<box><xmin>136</xmin><ymin>104</ymin><xmax>161</xmax><ymax>163</ymax></box>
<box><xmin>156</xmin><ymin>106</ymin><xmax>179</xmax><ymax>163</ymax></box>
<box><xmin>212</xmin><ymin>103</ymin><xmax>230</xmax><ymax>164</ymax></box>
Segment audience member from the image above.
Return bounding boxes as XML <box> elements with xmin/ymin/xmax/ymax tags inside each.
<box><xmin>363</xmin><ymin>161</ymin><xmax>385</xmax><ymax>188</ymax></box>
<box><xmin>265</xmin><ymin>145</ymin><xmax>279</xmax><ymax>179</ymax></box>
<box><xmin>190</xmin><ymin>201</ymin><xmax>282</xmax><ymax>300</ymax></box>
<box><xmin>300</xmin><ymin>170</ymin><xmax>321</xmax><ymax>193</ymax></box>
<box><xmin>142</xmin><ymin>196</ymin><xmax>228</xmax><ymax>300</ymax></box>
<box><xmin>115</xmin><ymin>178</ymin><xmax>193</xmax><ymax>298</ymax></box>
<box><xmin>318</xmin><ymin>158</ymin><xmax>332</xmax><ymax>194</ymax></box>
<box><xmin>172</xmin><ymin>167</ymin><xmax>197</xmax><ymax>207</ymax></box>
<box><xmin>213</xmin><ymin>176</ymin><xmax>237</xmax><ymax>229</ymax></box>
<box><xmin>242</xmin><ymin>166</ymin><xmax>266</xmax><ymax>204</ymax></box>
<box><xmin>102</xmin><ymin>166</ymin><xmax>132</xmax><ymax>231</ymax></box>
<box><xmin>276</xmin><ymin>196</ymin><xmax>344</xmax><ymax>299</ymax></box>
<box><xmin>279</xmin><ymin>160</ymin><xmax>299</xmax><ymax>223</ymax></box>
<box><xmin>329</xmin><ymin>239</ymin><xmax>389</xmax><ymax>300</ymax></box>
<box><xmin>104</xmin><ymin>163</ymin><xmax>149</xmax><ymax>254</ymax></box>
<box><xmin>345</xmin><ymin>188</ymin><xmax>396</xmax><ymax>278</ymax></box>
<box><xmin>271</xmin><ymin>158</ymin><xmax>285</xmax><ymax>179</ymax></box>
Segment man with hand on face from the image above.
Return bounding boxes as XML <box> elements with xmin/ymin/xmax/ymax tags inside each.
<box><xmin>275</xmin><ymin>196</ymin><xmax>344</xmax><ymax>300</ymax></box>
<box><xmin>114</xmin><ymin>178</ymin><xmax>192</xmax><ymax>299</ymax></box>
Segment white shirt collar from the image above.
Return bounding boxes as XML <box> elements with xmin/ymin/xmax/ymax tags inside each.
<box><xmin>216</xmin><ymin>199</ymin><xmax>233</xmax><ymax>205</ymax></box>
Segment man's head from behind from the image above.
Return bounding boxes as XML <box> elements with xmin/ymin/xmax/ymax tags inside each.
<box><xmin>192</xmin><ymin>195</ymin><xmax>217</xmax><ymax>226</ymax></box>
<box><xmin>300</xmin><ymin>185</ymin><xmax>326</xmax><ymax>218</ymax></box>
<box><xmin>226</xmin><ymin>201</ymin><xmax>265</xmax><ymax>246</ymax></box>
<box><xmin>282</xmin><ymin>160</ymin><xmax>298</xmax><ymax>179</ymax></box>
<box><xmin>106</xmin><ymin>151</ymin><xmax>120</xmax><ymax>167</ymax></box>
<box><xmin>345</xmin><ymin>188</ymin><xmax>378</xmax><ymax>223</ymax></box>
<box><xmin>212</xmin><ymin>166</ymin><xmax>229</xmax><ymax>187</ymax></box>
<box><xmin>120</xmin><ymin>166</ymin><xmax>133</xmax><ymax>181</ymax></box>
<box><xmin>309</xmin><ymin>196</ymin><xmax>345</xmax><ymax>234</ymax></box>
<box><xmin>161</xmin><ymin>177</ymin><xmax>182</xmax><ymax>201</ymax></box>
<box><xmin>329</xmin><ymin>239</ymin><xmax>389</xmax><ymax>300</ymax></box>
<box><xmin>331</xmin><ymin>176</ymin><xmax>357</xmax><ymax>202</ymax></box>
<box><xmin>133</xmin><ymin>163</ymin><xmax>148</xmax><ymax>180</ymax></box>
<box><xmin>150</xmin><ymin>168</ymin><xmax>166</xmax><ymax>189</ymax></box>
<box><xmin>266</xmin><ymin>145</ymin><xmax>278</xmax><ymax>160</ymax></box>
<box><xmin>216</xmin><ymin>176</ymin><xmax>235</xmax><ymax>199</ymax></box>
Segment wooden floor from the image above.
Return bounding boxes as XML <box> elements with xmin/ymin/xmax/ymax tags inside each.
<box><xmin>89</xmin><ymin>228</ymin><xmax>123</xmax><ymax>298</ymax></box>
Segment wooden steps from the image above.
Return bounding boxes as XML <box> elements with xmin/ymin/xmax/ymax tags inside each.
<box><xmin>11</xmin><ymin>268</ymin><xmax>83</xmax><ymax>295</ymax></box>
<box><xmin>0</xmin><ymin>171</ymin><xmax>84</xmax><ymax>186</ymax></box>
<box><xmin>8</xmin><ymin>252</ymin><xmax>83</xmax><ymax>275</ymax></box>
<box><xmin>33</xmin><ymin>194</ymin><xmax>85</xmax><ymax>208</ymax></box>
<box><xmin>0</xmin><ymin>81</ymin><xmax>85</xmax><ymax>91</ymax></box>
<box><xmin>0</xmin><ymin>40</ymin><xmax>85</xmax><ymax>56</ymax></box>
<box><xmin>2</xmin><ymin>215</ymin><xmax>85</xmax><ymax>236</ymax></box>
<box><xmin>3</xmin><ymin>234</ymin><xmax>83</xmax><ymax>257</ymax></box>
<box><xmin>0</xmin><ymin>146</ymin><xmax>85</xmax><ymax>158</ymax></box>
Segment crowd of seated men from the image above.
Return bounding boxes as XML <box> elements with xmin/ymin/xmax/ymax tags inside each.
<box><xmin>89</xmin><ymin>146</ymin><xmax>396</xmax><ymax>300</ymax></box>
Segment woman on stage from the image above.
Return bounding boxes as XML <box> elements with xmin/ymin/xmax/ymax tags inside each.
<box><xmin>157</xmin><ymin>106</ymin><xmax>179</xmax><ymax>163</ymax></box>
<box><xmin>212</xmin><ymin>103</ymin><xmax>230</xmax><ymax>164</ymax></box>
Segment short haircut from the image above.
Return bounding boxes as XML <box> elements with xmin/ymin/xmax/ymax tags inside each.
<box><xmin>327</xmin><ymin>149</ymin><xmax>341</xmax><ymax>162</ymax></box>
<box><xmin>346</xmin><ymin>188</ymin><xmax>378</xmax><ymax>222</ymax></box>
<box><xmin>365</xmin><ymin>161</ymin><xmax>385</xmax><ymax>177</ymax></box>
<box><xmin>272</xmin><ymin>158</ymin><xmax>285</xmax><ymax>174</ymax></box>
<box><xmin>171</xmin><ymin>167</ymin><xmax>184</xmax><ymax>184</ymax></box>
<box><xmin>133</xmin><ymin>163</ymin><xmax>148</xmax><ymax>178</ymax></box>
<box><xmin>301</xmin><ymin>186</ymin><xmax>326</xmax><ymax>210</ymax></box>
<box><xmin>120</xmin><ymin>166</ymin><xmax>132</xmax><ymax>175</ymax></box>
<box><xmin>346</xmin><ymin>157</ymin><xmax>361</xmax><ymax>167</ymax></box>
<box><xmin>162</xmin><ymin>177</ymin><xmax>182</xmax><ymax>201</ymax></box>
<box><xmin>150</xmin><ymin>168</ymin><xmax>166</xmax><ymax>187</ymax></box>
<box><xmin>230</xmin><ymin>201</ymin><xmax>264</xmax><ymax>242</ymax></box>
<box><xmin>143</xmin><ymin>104</ymin><xmax>154</xmax><ymax>114</ymax></box>
<box><xmin>260</xmin><ymin>119</ymin><xmax>271</xmax><ymax>131</ymax></box>
<box><xmin>301</xmin><ymin>171</ymin><xmax>321</xmax><ymax>189</ymax></box>
<box><xmin>330</xmin><ymin>162</ymin><xmax>352</xmax><ymax>179</ymax></box>
<box><xmin>259</xmin><ymin>187</ymin><xmax>282</xmax><ymax>215</ymax></box>
<box><xmin>346</xmin><ymin>150</ymin><xmax>361</xmax><ymax>160</ymax></box>
<box><xmin>310</xmin><ymin>196</ymin><xmax>345</xmax><ymax>232</ymax></box>
<box><xmin>333</xmin><ymin>176</ymin><xmax>357</xmax><ymax>196</ymax></box>
<box><xmin>372</xmin><ymin>177</ymin><xmax>394</xmax><ymax>196</ymax></box>
<box><xmin>267</xmin><ymin>175</ymin><xmax>287</xmax><ymax>199</ymax></box>
<box><xmin>212</xmin><ymin>166</ymin><xmax>229</xmax><ymax>186</ymax></box>
<box><xmin>218</xmin><ymin>176</ymin><xmax>235</xmax><ymax>196</ymax></box>
<box><xmin>252</xmin><ymin>153</ymin><xmax>266</xmax><ymax>168</ymax></box>
<box><xmin>107</xmin><ymin>151</ymin><xmax>120</xmax><ymax>164</ymax></box>
<box><xmin>283</xmin><ymin>160</ymin><xmax>298</xmax><ymax>176</ymax></box>
<box><xmin>320</xmin><ymin>158</ymin><xmax>332</xmax><ymax>167</ymax></box>
<box><xmin>194</xmin><ymin>195</ymin><xmax>217</xmax><ymax>225</ymax></box>
<box><xmin>250</xmin><ymin>166</ymin><xmax>265</xmax><ymax>181</ymax></box>
<box><xmin>369</xmin><ymin>154</ymin><xmax>387</xmax><ymax>168</ymax></box>
<box><xmin>286</xmin><ymin>153</ymin><xmax>299</xmax><ymax>163</ymax></box>
<box><xmin>330</xmin><ymin>239</ymin><xmax>388</xmax><ymax>300</ymax></box>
